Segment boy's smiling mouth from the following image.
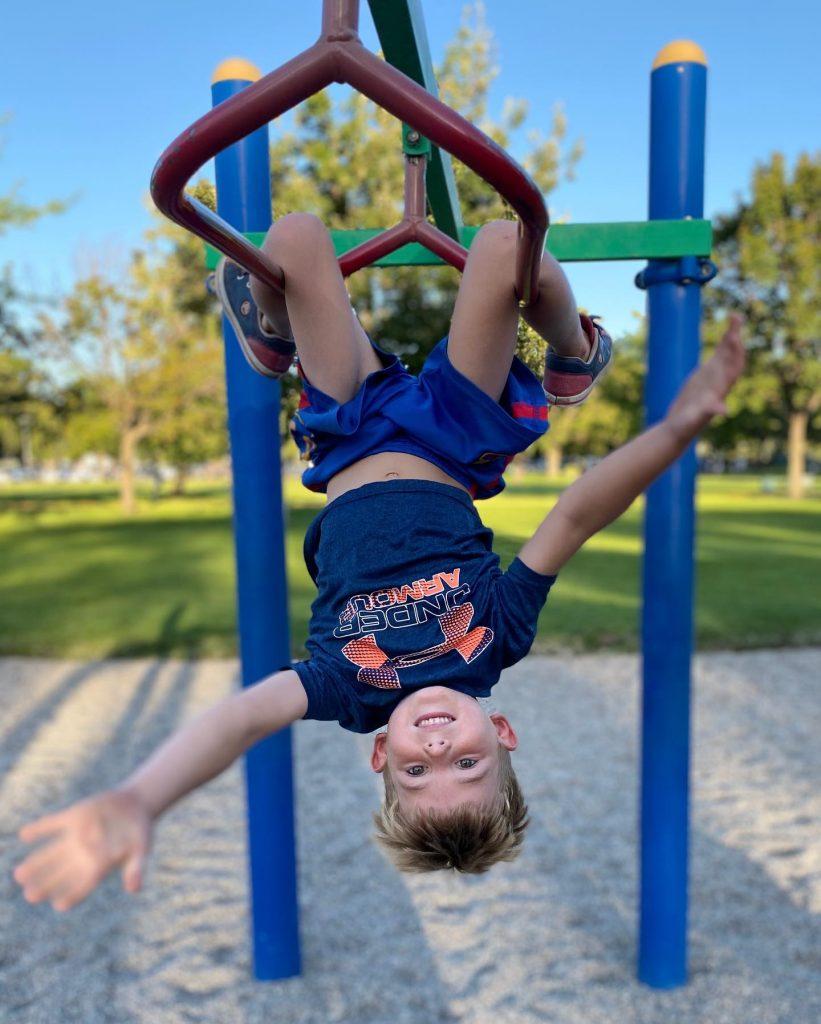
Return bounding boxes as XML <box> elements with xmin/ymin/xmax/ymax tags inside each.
<box><xmin>414</xmin><ymin>713</ymin><xmax>456</xmax><ymax>729</ymax></box>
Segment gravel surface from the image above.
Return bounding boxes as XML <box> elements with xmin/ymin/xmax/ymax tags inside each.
<box><xmin>1</xmin><ymin>650</ymin><xmax>819</xmax><ymax>1024</ymax></box>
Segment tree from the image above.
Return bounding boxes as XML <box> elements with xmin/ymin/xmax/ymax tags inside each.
<box><xmin>43</xmin><ymin>225</ymin><xmax>226</xmax><ymax>512</ymax></box>
<box><xmin>0</xmin><ymin>345</ymin><xmax>61</xmax><ymax>465</ymax></box>
<box><xmin>0</xmin><ymin>121</ymin><xmax>72</xmax><ymax>464</ymax></box>
<box><xmin>133</xmin><ymin>206</ymin><xmax>226</xmax><ymax>494</ymax></box>
<box><xmin>0</xmin><ymin>119</ymin><xmax>70</xmax><ymax>338</ymax></box>
<box><xmin>42</xmin><ymin>270</ymin><xmax>154</xmax><ymax>512</ymax></box>
<box><xmin>708</xmin><ymin>151</ymin><xmax>820</xmax><ymax>497</ymax></box>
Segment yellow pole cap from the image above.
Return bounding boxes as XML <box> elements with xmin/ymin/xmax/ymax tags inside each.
<box><xmin>652</xmin><ymin>40</ymin><xmax>708</xmax><ymax>70</ymax></box>
<box><xmin>212</xmin><ymin>58</ymin><xmax>263</xmax><ymax>84</ymax></box>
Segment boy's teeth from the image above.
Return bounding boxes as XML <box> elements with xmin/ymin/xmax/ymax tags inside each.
<box><xmin>418</xmin><ymin>715</ymin><xmax>453</xmax><ymax>726</ymax></box>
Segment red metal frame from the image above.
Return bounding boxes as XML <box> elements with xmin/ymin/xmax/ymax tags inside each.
<box><xmin>340</xmin><ymin>154</ymin><xmax>467</xmax><ymax>276</ymax></box>
<box><xmin>150</xmin><ymin>0</ymin><xmax>547</xmax><ymax>304</ymax></box>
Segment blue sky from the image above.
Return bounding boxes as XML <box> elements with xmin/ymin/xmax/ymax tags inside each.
<box><xmin>1</xmin><ymin>0</ymin><xmax>818</xmax><ymax>336</ymax></box>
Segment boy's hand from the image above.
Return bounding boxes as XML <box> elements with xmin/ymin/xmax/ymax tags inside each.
<box><xmin>667</xmin><ymin>314</ymin><xmax>746</xmax><ymax>440</ymax></box>
<box><xmin>13</xmin><ymin>788</ymin><xmax>152</xmax><ymax>912</ymax></box>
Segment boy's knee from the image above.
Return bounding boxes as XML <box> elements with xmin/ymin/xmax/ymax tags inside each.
<box><xmin>266</xmin><ymin>212</ymin><xmax>332</xmax><ymax>263</ymax></box>
<box><xmin>471</xmin><ymin>219</ymin><xmax>518</xmax><ymax>266</ymax></box>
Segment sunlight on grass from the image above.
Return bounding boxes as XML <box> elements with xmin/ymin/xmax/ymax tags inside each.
<box><xmin>0</xmin><ymin>473</ymin><xmax>818</xmax><ymax>657</ymax></box>
<box><xmin>544</xmin><ymin>580</ymin><xmax>640</xmax><ymax>610</ymax></box>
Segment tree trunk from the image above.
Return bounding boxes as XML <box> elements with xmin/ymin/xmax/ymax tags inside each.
<box><xmin>787</xmin><ymin>410</ymin><xmax>807</xmax><ymax>500</ymax></box>
<box><xmin>546</xmin><ymin>444</ymin><xmax>563</xmax><ymax>478</ymax></box>
<box><xmin>18</xmin><ymin>414</ymin><xmax>34</xmax><ymax>469</ymax></box>
<box><xmin>172</xmin><ymin>465</ymin><xmax>188</xmax><ymax>496</ymax></box>
<box><xmin>120</xmin><ymin>430</ymin><xmax>139</xmax><ymax>515</ymax></box>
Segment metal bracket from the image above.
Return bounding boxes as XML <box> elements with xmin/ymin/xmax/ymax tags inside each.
<box><xmin>402</xmin><ymin>123</ymin><xmax>431</xmax><ymax>156</ymax></box>
<box><xmin>635</xmin><ymin>255</ymin><xmax>717</xmax><ymax>289</ymax></box>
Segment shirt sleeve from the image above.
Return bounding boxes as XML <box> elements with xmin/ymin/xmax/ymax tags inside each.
<box><xmin>493</xmin><ymin>556</ymin><xmax>557</xmax><ymax>668</ymax></box>
<box><xmin>289</xmin><ymin>658</ymin><xmax>358</xmax><ymax>728</ymax></box>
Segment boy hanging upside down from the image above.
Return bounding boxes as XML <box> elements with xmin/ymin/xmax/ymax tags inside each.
<box><xmin>14</xmin><ymin>214</ymin><xmax>745</xmax><ymax>905</ymax></box>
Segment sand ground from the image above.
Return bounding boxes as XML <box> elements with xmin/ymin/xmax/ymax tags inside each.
<box><xmin>1</xmin><ymin>650</ymin><xmax>819</xmax><ymax>1024</ymax></box>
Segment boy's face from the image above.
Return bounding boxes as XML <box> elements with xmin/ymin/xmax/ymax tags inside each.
<box><xmin>370</xmin><ymin>687</ymin><xmax>517</xmax><ymax>814</ymax></box>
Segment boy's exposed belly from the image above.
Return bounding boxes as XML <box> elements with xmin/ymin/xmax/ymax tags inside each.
<box><xmin>326</xmin><ymin>451</ymin><xmax>470</xmax><ymax>503</ymax></box>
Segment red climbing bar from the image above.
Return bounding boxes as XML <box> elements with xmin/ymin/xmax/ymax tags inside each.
<box><xmin>151</xmin><ymin>45</ymin><xmax>331</xmax><ymax>293</ymax></box>
<box><xmin>322</xmin><ymin>0</ymin><xmax>360</xmax><ymax>36</ymax></box>
<box><xmin>337</xmin><ymin>42</ymin><xmax>546</xmax><ymax>301</ymax></box>
<box><xmin>151</xmin><ymin>0</ymin><xmax>547</xmax><ymax>303</ymax></box>
<box><xmin>340</xmin><ymin>156</ymin><xmax>468</xmax><ymax>276</ymax></box>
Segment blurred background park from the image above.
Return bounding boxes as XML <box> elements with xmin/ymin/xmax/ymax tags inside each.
<box><xmin>0</xmin><ymin>1</ymin><xmax>818</xmax><ymax>661</ymax></box>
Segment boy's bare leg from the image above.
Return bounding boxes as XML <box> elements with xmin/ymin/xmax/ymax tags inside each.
<box><xmin>248</xmin><ymin>212</ymin><xmax>382</xmax><ymax>403</ymax></box>
<box><xmin>447</xmin><ymin>220</ymin><xmax>591</xmax><ymax>401</ymax></box>
<box><xmin>519</xmin><ymin>252</ymin><xmax>592</xmax><ymax>360</ymax></box>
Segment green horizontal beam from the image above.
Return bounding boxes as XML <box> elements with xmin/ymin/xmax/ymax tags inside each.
<box><xmin>205</xmin><ymin>219</ymin><xmax>712</xmax><ymax>270</ymax></box>
<box><xmin>546</xmin><ymin>220</ymin><xmax>712</xmax><ymax>261</ymax></box>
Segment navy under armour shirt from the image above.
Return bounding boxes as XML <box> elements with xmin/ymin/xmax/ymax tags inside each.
<box><xmin>288</xmin><ymin>479</ymin><xmax>556</xmax><ymax>733</ymax></box>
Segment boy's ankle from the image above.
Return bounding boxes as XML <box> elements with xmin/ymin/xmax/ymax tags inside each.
<box><xmin>546</xmin><ymin>316</ymin><xmax>593</xmax><ymax>361</ymax></box>
<box><xmin>578</xmin><ymin>314</ymin><xmax>597</xmax><ymax>361</ymax></box>
<box><xmin>260</xmin><ymin>312</ymin><xmax>292</xmax><ymax>340</ymax></box>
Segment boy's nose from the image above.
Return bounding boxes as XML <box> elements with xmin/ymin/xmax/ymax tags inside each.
<box><xmin>425</xmin><ymin>737</ymin><xmax>450</xmax><ymax>755</ymax></box>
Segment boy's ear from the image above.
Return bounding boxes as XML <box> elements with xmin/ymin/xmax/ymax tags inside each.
<box><xmin>489</xmin><ymin>713</ymin><xmax>518</xmax><ymax>752</ymax></box>
<box><xmin>370</xmin><ymin>731</ymin><xmax>388</xmax><ymax>773</ymax></box>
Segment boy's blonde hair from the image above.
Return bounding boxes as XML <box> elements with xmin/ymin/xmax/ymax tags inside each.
<box><xmin>373</xmin><ymin>747</ymin><xmax>529</xmax><ymax>873</ymax></box>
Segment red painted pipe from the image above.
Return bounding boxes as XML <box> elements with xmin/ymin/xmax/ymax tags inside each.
<box><xmin>405</xmin><ymin>153</ymin><xmax>426</xmax><ymax>219</ymax></box>
<box><xmin>322</xmin><ymin>0</ymin><xmax>360</xmax><ymax>37</ymax></box>
<box><xmin>340</xmin><ymin>155</ymin><xmax>469</xmax><ymax>276</ymax></box>
<box><xmin>150</xmin><ymin>0</ymin><xmax>547</xmax><ymax>303</ymax></box>
<box><xmin>151</xmin><ymin>44</ymin><xmax>334</xmax><ymax>293</ymax></box>
<box><xmin>416</xmin><ymin>221</ymin><xmax>469</xmax><ymax>270</ymax></box>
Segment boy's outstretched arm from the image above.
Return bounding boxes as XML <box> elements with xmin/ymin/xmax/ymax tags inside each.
<box><xmin>13</xmin><ymin>670</ymin><xmax>307</xmax><ymax>912</ymax></box>
<box><xmin>518</xmin><ymin>315</ymin><xmax>746</xmax><ymax>577</ymax></box>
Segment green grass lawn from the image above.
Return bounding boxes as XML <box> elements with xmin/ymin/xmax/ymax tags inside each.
<box><xmin>0</xmin><ymin>474</ymin><xmax>818</xmax><ymax>658</ymax></box>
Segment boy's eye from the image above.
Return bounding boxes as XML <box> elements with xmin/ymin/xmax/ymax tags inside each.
<box><xmin>406</xmin><ymin>765</ymin><xmax>426</xmax><ymax>776</ymax></box>
<box><xmin>456</xmin><ymin>758</ymin><xmax>478</xmax><ymax>769</ymax></box>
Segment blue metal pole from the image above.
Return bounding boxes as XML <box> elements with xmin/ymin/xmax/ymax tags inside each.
<box><xmin>638</xmin><ymin>41</ymin><xmax>708</xmax><ymax>989</ymax></box>
<box><xmin>211</xmin><ymin>59</ymin><xmax>301</xmax><ymax>981</ymax></box>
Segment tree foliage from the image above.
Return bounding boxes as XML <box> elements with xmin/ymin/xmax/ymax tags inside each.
<box><xmin>41</xmin><ymin>223</ymin><xmax>225</xmax><ymax>510</ymax></box>
<box><xmin>137</xmin><ymin>210</ymin><xmax>226</xmax><ymax>491</ymax></box>
<box><xmin>0</xmin><ymin>125</ymin><xmax>70</xmax><ymax>461</ymax></box>
<box><xmin>706</xmin><ymin>151</ymin><xmax>820</xmax><ymax>493</ymax></box>
<box><xmin>0</xmin><ymin>117</ymin><xmax>70</xmax><ymax>238</ymax></box>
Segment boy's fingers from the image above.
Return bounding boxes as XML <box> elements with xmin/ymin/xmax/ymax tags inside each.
<box><xmin>50</xmin><ymin>877</ymin><xmax>95</xmax><ymax>912</ymax></box>
<box><xmin>52</xmin><ymin>888</ymin><xmax>88</xmax><ymax>913</ymax></box>
<box><xmin>35</xmin><ymin>857</ymin><xmax>105</xmax><ymax>911</ymax></box>
<box><xmin>53</xmin><ymin>880</ymin><xmax>96</xmax><ymax>913</ymax></box>
<box><xmin>21</xmin><ymin>860</ymin><xmax>77</xmax><ymax>904</ymax></box>
<box><xmin>121</xmin><ymin>852</ymin><xmax>145</xmax><ymax>894</ymax></box>
<box><xmin>19</xmin><ymin>812</ymin><xmax>66</xmax><ymax>843</ymax></box>
<box><xmin>13</xmin><ymin>842</ymin><xmax>65</xmax><ymax>886</ymax></box>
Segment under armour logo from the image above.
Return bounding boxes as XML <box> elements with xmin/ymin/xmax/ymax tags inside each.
<box><xmin>340</xmin><ymin>602</ymin><xmax>494</xmax><ymax>688</ymax></box>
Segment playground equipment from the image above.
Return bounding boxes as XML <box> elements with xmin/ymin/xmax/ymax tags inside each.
<box><xmin>151</xmin><ymin>0</ymin><xmax>713</xmax><ymax>991</ymax></box>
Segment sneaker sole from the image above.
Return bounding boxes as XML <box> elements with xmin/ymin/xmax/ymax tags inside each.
<box><xmin>544</xmin><ymin>354</ymin><xmax>612</xmax><ymax>407</ymax></box>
